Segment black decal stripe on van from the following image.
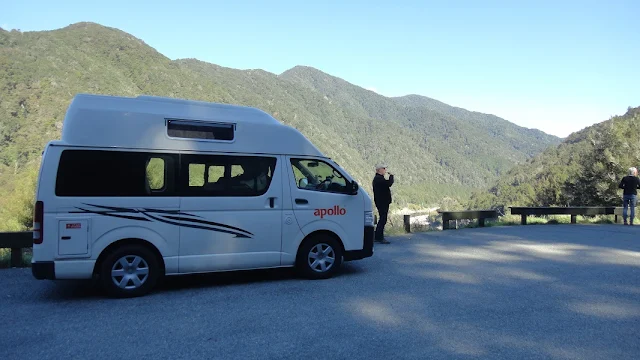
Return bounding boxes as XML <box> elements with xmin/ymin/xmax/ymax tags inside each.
<box><xmin>69</xmin><ymin>204</ymin><xmax>253</xmax><ymax>238</ymax></box>
<box><xmin>142</xmin><ymin>212</ymin><xmax>251</xmax><ymax>238</ymax></box>
<box><xmin>141</xmin><ymin>208</ymin><xmax>202</xmax><ymax>218</ymax></box>
<box><xmin>82</xmin><ymin>204</ymin><xmax>203</xmax><ymax>217</ymax></box>
<box><xmin>82</xmin><ymin>204</ymin><xmax>142</xmax><ymax>213</ymax></box>
<box><xmin>160</xmin><ymin>215</ymin><xmax>254</xmax><ymax>236</ymax></box>
<box><xmin>72</xmin><ymin>208</ymin><xmax>151</xmax><ymax>222</ymax></box>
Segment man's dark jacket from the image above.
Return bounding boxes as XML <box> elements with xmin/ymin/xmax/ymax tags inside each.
<box><xmin>372</xmin><ymin>173</ymin><xmax>394</xmax><ymax>206</ymax></box>
<box><xmin>619</xmin><ymin>175</ymin><xmax>640</xmax><ymax>195</ymax></box>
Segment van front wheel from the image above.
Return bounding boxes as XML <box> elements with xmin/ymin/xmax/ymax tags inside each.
<box><xmin>297</xmin><ymin>234</ymin><xmax>343</xmax><ymax>280</ymax></box>
<box><xmin>99</xmin><ymin>244</ymin><xmax>161</xmax><ymax>298</ymax></box>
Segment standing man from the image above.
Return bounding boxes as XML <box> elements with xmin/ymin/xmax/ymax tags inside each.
<box><xmin>372</xmin><ymin>164</ymin><xmax>394</xmax><ymax>243</ymax></box>
<box><xmin>619</xmin><ymin>167</ymin><xmax>640</xmax><ymax>225</ymax></box>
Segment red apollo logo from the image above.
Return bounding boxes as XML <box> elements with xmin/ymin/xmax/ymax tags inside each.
<box><xmin>314</xmin><ymin>206</ymin><xmax>347</xmax><ymax>218</ymax></box>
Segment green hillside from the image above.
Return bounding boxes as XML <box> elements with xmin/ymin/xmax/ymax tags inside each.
<box><xmin>0</xmin><ymin>22</ymin><xmax>560</xmax><ymax>230</ymax></box>
<box><xmin>392</xmin><ymin>94</ymin><xmax>558</xmax><ymax>158</ymax></box>
<box><xmin>281</xmin><ymin>66</ymin><xmax>559</xmax><ymax>177</ymax></box>
<box><xmin>468</xmin><ymin>106</ymin><xmax>640</xmax><ymax>209</ymax></box>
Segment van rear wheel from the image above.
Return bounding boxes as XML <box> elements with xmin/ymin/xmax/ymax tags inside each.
<box><xmin>98</xmin><ymin>244</ymin><xmax>161</xmax><ymax>298</ymax></box>
<box><xmin>297</xmin><ymin>234</ymin><xmax>343</xmax><ymax>280</ymax></box>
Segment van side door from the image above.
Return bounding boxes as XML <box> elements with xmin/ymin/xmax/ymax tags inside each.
<box><xmin>285</xmin><ymin>157</ymin><xmax>364</xmax><ymax>253</ymax></box>
<box><xmin>177</xmin><ymin>152</ymin><xmax>283</xmax><ymax>273</ymax></box>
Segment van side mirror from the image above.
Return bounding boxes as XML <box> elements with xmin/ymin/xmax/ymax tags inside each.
<box><xmin>349</xmin><ymin>181</ymin><xmax>359</xmax><ymax>195</ymax></box>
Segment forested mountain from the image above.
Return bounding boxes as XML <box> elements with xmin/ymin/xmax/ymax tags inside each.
<box><xmin>282</xmin><ymin>67</ymin><xmax>558</xmax><ymax>161</ymax></box>
<box><xmin>468</xmin><ymin>106</ymin><xmax>640</xmax><ymax>209</ymax></box>
<box><xmin>0</xmin><ymin>22</ymin><xmax>560</xmax><ymax>230</ymax></box>
<box><xmin>392</xmin><ymin>94</ymin><xmax>557</xmax><ymax>158</ymax></box>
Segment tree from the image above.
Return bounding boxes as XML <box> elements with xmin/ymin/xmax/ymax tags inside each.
<box><xmin>0</xmin><ymin>162</ymin><xmax>38</xmax><ymax>231</ymax></box>
<box><xmin>568</xmin><ymin>123</ymin><xmax>626</xmax><ymax>206</ymax></box>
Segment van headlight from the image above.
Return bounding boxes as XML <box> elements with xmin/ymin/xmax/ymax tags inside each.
<box><xmin>364</xmin><ymin>211</ymin><xmax>374</xmax><ymax>226</ymax></box>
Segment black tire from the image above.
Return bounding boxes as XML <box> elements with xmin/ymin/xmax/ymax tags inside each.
<box><xmin>98</xmin><ymin>244</ymin><xmax>162</xmax><ymax>298</ymax></box>
<box><xmin>296</xmin><ymin>234</ymin><xmax>343</xmax><ymax>280</ymax></box>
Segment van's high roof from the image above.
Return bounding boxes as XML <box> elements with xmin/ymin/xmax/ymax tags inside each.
<box><xmin>56</xmin><ymin>93</ymin><xmax>324</xmax><ymax>157</ymax></box>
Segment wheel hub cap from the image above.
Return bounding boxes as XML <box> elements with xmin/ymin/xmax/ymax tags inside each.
<box><xmin>111</xmin><ymin>255</ymin><xmax>150</xmax><ymax>290</ymax></box>
<box><xmin>308</xmin><ymin>243</ymin><xmax>335</xmax><ymax>273</ymax></box>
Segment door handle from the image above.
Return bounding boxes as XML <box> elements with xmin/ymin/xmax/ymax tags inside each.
<box><xmin>269</xmin><ymin>197</ymin><xmax>275</xmax><ymax>208</ymax></box>
<box><xmin>295</xmin><ymin>198</ymin><xmax>308</xmax><ymax>205</ymax></box>
<box><xmin>61</xmin><ymin>236</ymin><xmax>71</xmax><ymax>240</ymax></box>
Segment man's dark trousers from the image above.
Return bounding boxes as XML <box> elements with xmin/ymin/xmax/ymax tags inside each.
<box><xmin>375</xmin><ymin>202</ymin><xmax>389</xmax><ymax>240</ymax></box>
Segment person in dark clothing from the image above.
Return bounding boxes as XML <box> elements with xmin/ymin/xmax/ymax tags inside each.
<box><xmin>618</xmin><ymin>167</ymin><xmax>640</xmax><ymax>225</ymax></box>
<box><xmin>372</xmin><ymin>164</ymin><xmax>394</xmax><ymax>243</ymax></box>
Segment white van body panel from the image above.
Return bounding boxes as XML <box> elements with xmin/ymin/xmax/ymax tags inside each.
<box><xmin>54</xmin><ymin>260</ymin><xmax>96</xmax><ymax>279</ymax></box>
<box><xmin>31</xmin><ymin>94</ymin><xmax>374</xmax><ymax>289</ymax></box>
<box><xmin>176</xmin><ymin>152</ymin><xmax>287</xmax><ymax>273</ymax></box>
<box><xmin>90</xmin><ymin>225</ymin><xmax>180</xmax><ymax>273</ymax></box>
<box><xmin>286</xmin><ymin>156</ymin><xmax>366</xmax><ymax>250</ymax></box>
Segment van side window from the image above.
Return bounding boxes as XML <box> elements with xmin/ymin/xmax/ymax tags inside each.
<box><xmin>290</xmin><ymin>159</ymin><xmax>348</xmax><ymax>194</ymax></box>
<box><xmin>55</xmin><ymin>150</ymin><xmax>176</xmax><ymax>196</ymax></box>
<box><xmin>208</xmin><ymin>165</ymin><xmax>225</xmax><ymax>183</ymax></box>
<box><xmin>188</xmin><ymin>164</ymin><xmax>206</xmax><ymax>186</ymax></box>
<box><xmin>146</xmin><ymin>157</ymin><xmax>166</xmax><ymax>191</ymax></box>
<box><xmin>180</xmin><ymin>154</ymin><xmax>276</xmax><ymax>197</ymax></box>
<box><xmin>167</xmin><ymin>120</ymin><xmax>235</xmax><ymax>141</ymax></box>
<box><xmin>188</xmin><ymin>159</ymin><xmax>226</xmax><ymax>191</ymax></box>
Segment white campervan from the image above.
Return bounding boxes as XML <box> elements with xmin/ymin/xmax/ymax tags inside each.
<box><xmin>31</xmin><ymin>94</ymin><xmax>375</xmax><ymax>297</ymax></box>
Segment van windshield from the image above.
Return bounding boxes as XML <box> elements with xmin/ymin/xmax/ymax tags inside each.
<box><xmin>290</xmin><ymin>158</ymin><xmax>348</xmax><ymax>193</ymax></box>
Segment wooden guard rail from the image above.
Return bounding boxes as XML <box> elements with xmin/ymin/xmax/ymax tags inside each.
<box><xmin>374</xmin><ymin>214</ymin><xmax>413</xmax><ymax>233</ymax></box>
<box><xmin>375</xmin><ymin>206</ymin><xmax>629</xmax><ymax>232</ymax></box>
<box><xmin>438</xmin><ymin>210</ymin><xmax>498</xmax><ymax>230</ymax></box>
<box><xmin>375</xmin><ymin>210</ymin><xmax>498</xmax><ymax>231</ymax></box>
<box><xmin>0</xmin><ymin>231</ymin><xmax>33</xmax><ymax>267</ymax></box>
<box><xmin>509</xmin><ymin>207</ymin><xmax>616</xmax><ymax>225</ymax></box>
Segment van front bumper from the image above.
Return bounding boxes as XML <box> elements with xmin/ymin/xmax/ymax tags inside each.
<box><xmin>344</xmin><ymin>226</ymin><xmax>374</xmax><ymax>261</ymax></box>
<box><xmin>32</xmin><ymin>261</ymin><xmax>56</xmax><ymax>280</ymax></box>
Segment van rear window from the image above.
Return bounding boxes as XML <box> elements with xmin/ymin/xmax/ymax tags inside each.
<box><xmin>55</xmin><ymin>150</ymin><xmax>176</xmax><ymax>197</ymax></box>
<box><xmin>167</xmin><ymin>120</ymin><xmax>235</xmax><ymax>141</ymax></box>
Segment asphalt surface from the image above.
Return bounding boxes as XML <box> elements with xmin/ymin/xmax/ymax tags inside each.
<box><xmin>2</xmin><ymin>224</ymin><xmax>640</xmax><ymax>359</ymax></box>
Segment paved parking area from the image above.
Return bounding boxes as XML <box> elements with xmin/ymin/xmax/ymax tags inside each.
<box><xmin>1</xmin><ymin>224</ymin><xmax>639</xmax><ymax>359</ymax></box>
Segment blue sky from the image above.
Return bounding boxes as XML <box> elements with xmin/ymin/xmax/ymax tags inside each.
<box><xmin>3</xmin><ymin>0</ymin><xmax>638</xmax><ymax>137</ymax></box>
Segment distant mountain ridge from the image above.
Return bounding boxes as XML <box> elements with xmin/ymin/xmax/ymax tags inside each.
<box><xmin>0</xmin><ymin>22</ymin><xmax>563</xmax><ymax>231</ymax></box>
<box><xmin>280</xmin><ymin>66</ymin><xmax>558</xmax><ymax>155</ymax></box>
<box><xmin>393</xmin><ymin>94</ymin><xmax>556</xmax><ymax>143</ymax></box>
<box><xmin>279</xmin><ymin>65</ymin><xmax>560</xmax><ymax>182</ymax></box>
